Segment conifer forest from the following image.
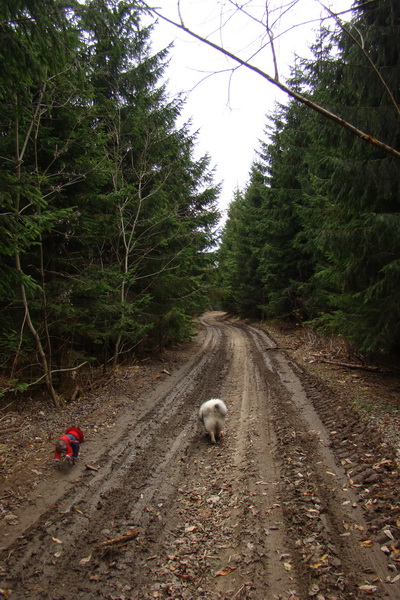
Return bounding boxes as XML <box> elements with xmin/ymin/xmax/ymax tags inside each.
<box><xmin>0</xmin><ymin>0</ymin><xmax>221</xmax><ymax>405</ymax></box>
<box><xmin>1</xmin><ymin>5</ymin><xmax>400</xmax><ymax>598</ymax></box>
<box><xmin>218</xmin><ymin>0</ymin><xmax>400</xmax><ymax>354</ymax></box>
<box><xmin>1</xmin><ymin>0</ymin><xmax>399</xmax><ymax>406</ymax></box>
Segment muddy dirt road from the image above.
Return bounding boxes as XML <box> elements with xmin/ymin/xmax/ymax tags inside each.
<box><xmin>1</xmin><ymin>312</ymin><xmax>399</xmax><ymax>599</ymax></box>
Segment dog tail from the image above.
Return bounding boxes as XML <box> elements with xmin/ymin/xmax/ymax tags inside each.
<box><xmin>213</xmin><ymin>401</ymin><xmax>227</xmax><ymax>417</ymax></box>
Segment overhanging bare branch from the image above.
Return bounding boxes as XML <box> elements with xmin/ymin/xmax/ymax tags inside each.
<box><xmin>141</xmin><ymin>2</ymin><xmax>400</xmax><ymax>160</ymax></box>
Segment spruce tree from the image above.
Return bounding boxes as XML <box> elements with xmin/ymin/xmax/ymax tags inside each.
<box><xmin>218</xmin><ymin>178</ymin><xmax>266</xmax><ymax>318</ymax></box>
<box><xmin>256</xmin><ymin>99</ymin><xmax>314</xmax><ymax>321</ymax></box>
<box><xmin>0</xmin><ymin>0</ymin><xmax>83</xmax><ymax>404</ymax></box>
<box><xmin>304</xmin><ymin>0</ymin><xmax>400</xmax><ymax>351</ymax></box>
<box><xmin>0</xmin><ymin>0</ymin><xmax>220</xmax><ymax>401</ymax></box>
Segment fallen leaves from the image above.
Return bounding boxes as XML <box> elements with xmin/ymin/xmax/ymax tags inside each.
<box><xmin>383</xmin><ymin>529</ymin><xmax>394</xmax><ymax>540</ymax></box>
<box><xmin>51</xmin><ymin>537</ymin><xmax>63</xmax><ymax>544</ymax></box>
<box><xmin>3</xmin><ymin>514</ymin><xmax>18</xmax><ymax>526</ymax></box>
<box><xmin>279</xmin><ymin>554</ymin><xmax>293</xmax><ymax>572</ymax></box>
<box><xmin>358</xmin><ymin>584</ymin><xmax>378</xmax><ymax>594</ymax></box>
<box><xmin>308</xmin><ymin>583</ymin><xmax>321</xmax><ymax>597</ymax></box>
<box><xmin>184</xmin><ymin>525</ymin><xmax>197</xmax><ymax>533</ymax></box>
<box><xmin>0</xmin><ymin>325</ymin><xmax>399</xmax><ymax>600</ymax></box>
<box><xmin>309</xmin><ymin>554</ymin><xmax>329</xmax><ymax>570</ymax></box>
<box><xmin>215</xmin><ymin>566</ymin><xmax>236</xmax><ymax>577</ymax></box>
<box><xmin>359</xmin><ymin>540</ymin><xmax>374</xmax><ymax>548</ymax></box>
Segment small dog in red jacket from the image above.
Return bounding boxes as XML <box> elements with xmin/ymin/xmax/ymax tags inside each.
<box><xmin>54</xmin><ymin>427</ymin><xmax>84</xmax><ymax>465</ymax></box>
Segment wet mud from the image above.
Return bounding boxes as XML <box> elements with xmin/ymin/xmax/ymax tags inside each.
<box><xmin>1</xmin><ymin>312</ymin><xmax>399</xmax><ymax>599</ymax></box>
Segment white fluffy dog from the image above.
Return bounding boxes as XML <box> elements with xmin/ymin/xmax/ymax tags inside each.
<box><xmin>199</xmin><ymin>399</ymin><xmax>227</xmax><ymax>444</ymax></box>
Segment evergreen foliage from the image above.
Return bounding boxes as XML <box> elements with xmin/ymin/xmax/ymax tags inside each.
<box><xmin>219</xmin><ymin>0</ymin><xmax>400</xmax><ymax>353</ymax></box>
<box><xmin>304</xmin><ymin>0</ymin><xmax>400</xmax><ymax>351</ymax></box>
<box><xmin>0</xmin><ymin>0</ymin><xmax>220</xmax><ymax>402</ymax></box>
<box><xmin>257</xmin><ymin>100</ymin><xmax>314</xmax><ymax>321</ymax></box>
<box><xmin>218</xmin><ymin>181</ymin><xmax>266</xmax><ymax>317</ymax></box>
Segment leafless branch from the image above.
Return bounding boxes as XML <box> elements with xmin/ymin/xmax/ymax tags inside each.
<box><xmin>141</xmin><ymin>3</ymin><xmax>400</xmax><ymax>160</ymax></box>
<box><xmin>27</xmin><ymin>361</ymin><xmax>90</xmax><ymax>388</ymax></box>
<box><xmin>265</xmin><ymin>1</ymin><xmax>279</xmax><ymax>81</ymax></box>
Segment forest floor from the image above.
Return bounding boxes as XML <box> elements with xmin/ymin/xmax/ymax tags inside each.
<box><xmin>0</xmin><ymin>312</ymin><xmax>400</xmax><ymax>600</ymax></box>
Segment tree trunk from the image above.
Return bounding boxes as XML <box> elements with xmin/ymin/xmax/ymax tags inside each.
<box><xmin>15</xmin><ymin>253</ymin><xmax>63</xmax><ymax>408</ymax></box>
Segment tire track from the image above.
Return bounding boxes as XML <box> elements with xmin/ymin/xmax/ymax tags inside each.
<box><xmin>1</xmin><ymin>313</ymin><xmax>398</xmax><ymax>600</ymax></box>
<box><xmin>230</xmin><ymin>317</ymin><xmax>399</xmax><ymax>599</ymax></box>
<box><xmin>0</xmin><ymin>315</ymin><xmax>228</xmax><ymax>598</ymax></box>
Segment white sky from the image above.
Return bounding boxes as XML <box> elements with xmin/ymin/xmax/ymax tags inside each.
<box><xmin>147</xmin><ymin>0</ymin><xmax>352</xmax><ymax>220</ymax></box>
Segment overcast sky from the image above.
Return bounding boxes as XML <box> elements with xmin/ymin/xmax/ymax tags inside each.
<box><xmin>147</xmin><ymin>0</ymin><xmax>352</xmax><ymax>221</ymax></box>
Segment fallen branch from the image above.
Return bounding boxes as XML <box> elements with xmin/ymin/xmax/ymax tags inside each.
<box><xmin>0</xmin><ymin>426</ymin><xmax>24</xmax><ymax>435</ymax></box>
<box><xmin>315</xmin><ymin>358</ymin><xmax>381</xmax><ymax>372</ymax></box>
<box><xmin>96</xmin><ymin>529</ymin><xmax>139</xmax><ymax>548</ymax></box>
<box><xmin>85</xmin><ymin>462</ymin><xmax>100</xmax><ymax>471</ymax></box>
<box><xmin>70</xmin><ymin>386</ymin><xmax>80</xmax><ymax>402</ymax></box>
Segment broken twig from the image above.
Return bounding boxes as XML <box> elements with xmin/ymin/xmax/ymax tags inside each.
<box><xmin>315</xmin><ymin>358</ymin><xmax>382</xmax><ymax>372</ymax></box>
<box><xmin>96</xmin><ymin>529</ymin><xmax>139</xmax><ymax>548</ymax></box>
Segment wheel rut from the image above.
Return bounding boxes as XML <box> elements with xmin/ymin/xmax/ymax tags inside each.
<box><xmin>1</xmin><ymin>312</ymin><xmax>398</xmax><ymax>600</ymax></box>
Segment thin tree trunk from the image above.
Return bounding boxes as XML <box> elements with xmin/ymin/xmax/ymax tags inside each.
<box><xmin>15</xmin><ymin>253</ymin><xmax>62</xmax><ymax>408</ymax></box>
<box><xmin>13</xmin><ymin>92</ymin><xmax>62</xmax><ymax>408</ymax></box>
